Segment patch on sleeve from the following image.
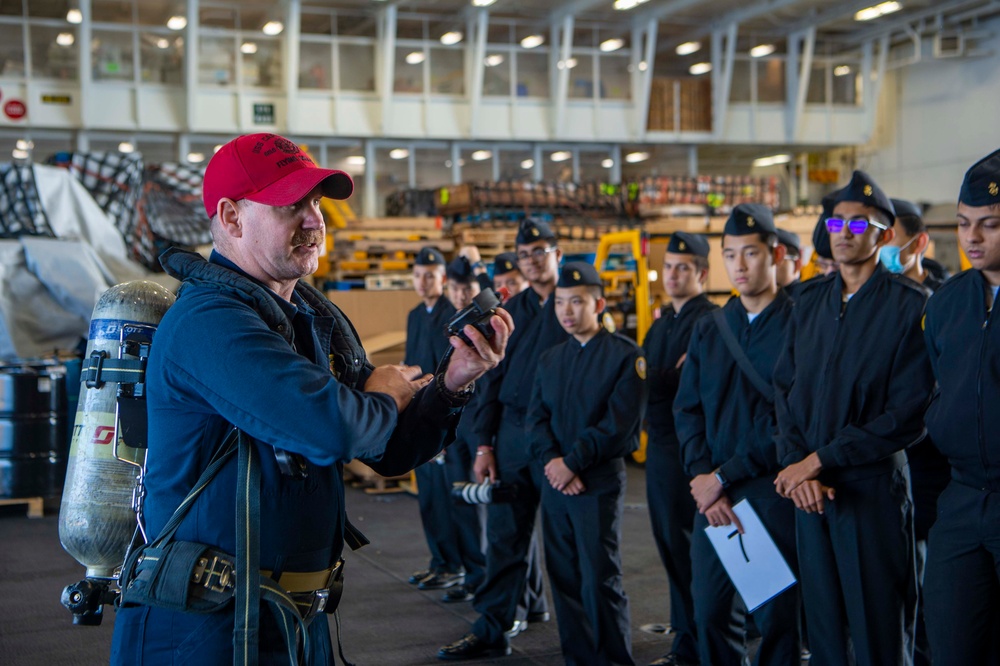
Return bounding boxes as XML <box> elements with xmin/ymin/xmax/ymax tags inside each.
<box><xmin>921</xmin><ymin>314</ymin><xmax>926</xmax><ymax>331</ymax></box>
<box><xmin>635</xmin><ymin>356</ymin><xmax>647</xmax><ymax>380</ymax></box>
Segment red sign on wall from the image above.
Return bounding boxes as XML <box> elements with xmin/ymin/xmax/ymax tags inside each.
<box><xmin>4</xmin><ymin>99</ymin><xmax>26</xmax><ymax>120</ymax></box>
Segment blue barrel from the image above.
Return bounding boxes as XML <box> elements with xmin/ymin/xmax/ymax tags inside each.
<box><xmin>0</xmin><ymin>363</ymin><xmax>69</xmax><ymax>499</ymax></box>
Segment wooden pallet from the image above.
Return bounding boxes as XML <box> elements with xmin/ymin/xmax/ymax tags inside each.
<box><xmin>365</xmin><ymin>273</ymin><xmax>414</xmax><ymax>291</ymax></box>
<box><xmin>0</xmin><ymin>496</ymin><xmax>44</xmax><ymax>518</ymax></box>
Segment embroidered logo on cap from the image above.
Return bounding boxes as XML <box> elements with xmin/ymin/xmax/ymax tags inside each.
<box><xmin>990</xmin><ymin>182</ymin><xmax>999</xmax><ymax>197</ymax></box>
<box><xmin>679</xmin><ymin>241</ymin><xmax>687</xmax><ymax>251</ymax></box>
<box><xmin>274</xmin><ymin>138</ymin><xmax>299</xmax><ymax>155</ymax></box>
<box><xmin>531</xmin><ymin>227</ymin><xmax>540</xmax><ymax>237</ymax></box>
<box><xmin>863</xmin><ymin>184</ymin><xmax>873</xmax><ymax>196</ymax></box>
<box><xmin>573</xmin><ymin>270</ymin><xmax>581</xmax><ymax>281</ymax></box>
<box><xmin>747</xmin><ymin>217</ymin><xmax>755</xmax><ymax>228</ymax></box>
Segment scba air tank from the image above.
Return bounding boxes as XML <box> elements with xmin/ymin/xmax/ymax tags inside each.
<box><xmin>58</xmin><ymin>280</ymin><xmax>174</xmax><ymax>579</ymax></box>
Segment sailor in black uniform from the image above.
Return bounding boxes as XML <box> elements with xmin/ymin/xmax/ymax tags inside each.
<box><xmin>776</xmin><ymin>228</ymin><xmax>804</xmax><ymax>296</ymax></box>
<box><xmin>674</xmin><ymin>204</ymin><xmax>799</xmax><ymax>666</ymax></box>
<box><xmin>493</xmin><ymin>251</ymin><xmax>528</xmax><ymax>302</ymax></box>
<box><xmin>773</xmin><ymin>171</ymin><xmax>933</xmax><ymax>666</ymax></box>
<box><xmin>643</xmin><ymin>231</ymin><xmax>718</xmax><ymax>666</ymax></box>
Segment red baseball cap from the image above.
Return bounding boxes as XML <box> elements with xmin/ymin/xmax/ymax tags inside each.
<box><xmin>202</xmin><ymin>133</ymin><xmax>354</xmax><ymax>218</ymax></box>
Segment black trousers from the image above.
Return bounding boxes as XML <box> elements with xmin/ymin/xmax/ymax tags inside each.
<box><xmin>690</xmin><ymin>487</ymin><xmax>800</xmax><ymax>666</ymax></box>
<box><xmin>645</xmin><ymin>439</ymin><xmax>699</xmax><ymax>662</ymax></box>
<box><xmin>924</xmin><ymin>480</ymin><xmax>1000</xmax><ymax>666</ymax></box>
<box><xmin>542</xmin><ymin>470</ymin><xmax>634</xmax><ymax>666</ymax></box>
<box><xmin>471</xmin><ymin>415</ymin><xmax>548</xmax><ymax>644</ymax></box>
<box><xmin>796</xmin><ymin>465</ymin><xmax>916</xmax><ymax>666</ymax></box>
<box><xmin>443</xmin><ymin>441</ymin><xmax>486</xmax><ymax>591</ymax></box>
<box><xmin>415</xmin><ymin>456</ymin><xmax>462</xmax><ymax>573</ymax></box>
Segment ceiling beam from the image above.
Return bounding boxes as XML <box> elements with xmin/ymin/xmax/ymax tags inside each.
<box><xmin>841</xmin><ymin>0</ymin><xmax>989</xmax><ymax>47</ymax></box>
<box><xmin>548</xmin><ymin>0</ymin><xmax>609</xmax><ymax>26</ymax></box>
<box><xmin>631</xmin><ymin>0</ymin><xmax>706</xmax><ymax>25</ymax></box>
<box><xmin>778</xmin><ymin>0</ymin><xmax>886</xmax><ymax>36</ymax></box>
<box><xmin>657</xmin><ymin>0</ymin><xmax>815</xmax><ymax>54</ymax></box>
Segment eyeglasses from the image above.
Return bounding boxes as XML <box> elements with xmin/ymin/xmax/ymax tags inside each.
<box><xmin>517</xmin><ymin>246</ymin><xmax>557</xmax><ymax>262</ymax></box>
<box><xmin>825</xmin><ymin>217</ymin><xmax>888</xmax><ymax>235</ymax></box>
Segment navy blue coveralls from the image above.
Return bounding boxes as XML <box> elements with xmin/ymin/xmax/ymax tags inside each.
<box><xmin>922</xmin><ymin>270</ymin><xmax>1000</xmax><ymax>666</ymax></box>
<box><xmin>674</xmin><ymin>292</ymin><xmax>799</xmax><ymax>666</ymax></box>
<box><xmin>529</xmin><ymin>328</ymin><xmax>646</xmax><ymax>666</ymax></box>
<box><xmin>111</xmin><ymin>250</ymin><xmax>461</xmax><ymax>665</ymax></box>
<box><xmin>641</xmin><ymin>294</ymin><xmax>718</xmax><ymax>662</ymax></box>
<box><xmin>774</xmin><ymin>266</ymin><xmax>933</xmax><ymax>666</ymax></box>
<box><xmin>406</xmin><ymin>297</ymin><xmax>465</xmax><ymax>578</ymax></box>
<box><xmin>467</xmin><ymin>285</ymin><xmax>568</xmax><ymax>644</ymax></box>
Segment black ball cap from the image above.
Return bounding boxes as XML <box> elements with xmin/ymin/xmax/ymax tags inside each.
<box><xmin>446</xmin><ymin>256</ymin><xmax>475</xmax><ymax>283</ymax></box>
<box><xmin>666</xmin><ymin>231</ymin><xmax>710</xmax><ymax>257</ymax></box>
<box><xmin>959</xmin><ymin>148</ymin><xmax>1000</xmax><ymax>207</ymax></box>
<box><xmin>493</xmin><ymin>251</ymin><xmax>520</xmax><ymax>276</ymax></box>
<box><xmin>415</xmin><ymin>246</ymin><xmax>445</xmax><ymax>266</ymax></box>
<box><xmin>557</xmin><ymin>261</ymin><xmax>602</xmax><ymax>288</ymax></box>
<box><xmin>890</xmin><ymin>198</ymin><xmax>922</xmax><ymax>219</ymax></box>
<box><xmin>812</xmin><ymin>217</ymin><xmax>833</xmax><ymax>260</ymax></box>
<box><xmin>516</xmin><ymin>218</ymin><xmax>556</xmax><ymax>246</ymax></box>
<box><xmin>834</xmin><ymin>170</ymin><xmax>895</xmax><ymax>221</ymax></box>
<box><xmin>724</xmin><ymin>203</ymin><xmax>776</xmax><ymax>237</ymax></box>
<box><xmin>776</xmin><ymin>228</ymin><xmax>801</xmax><ymax>254</ymax></box>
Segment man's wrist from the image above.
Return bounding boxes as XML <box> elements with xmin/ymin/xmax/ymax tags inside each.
<box><xmin>476</xmin><ymin>445</ymin><xmax>494</xmax><ymax>457</ymax></box>
<box><xmin>436</xmin><ymin>373</ymin><xmax>474</xmax><ymax>407</ymax></box>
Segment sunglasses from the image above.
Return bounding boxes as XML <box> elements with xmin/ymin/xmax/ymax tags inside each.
<box><xmin>825</xmin><ymin>217</ymin><xmax>888</xmax><ymax>235</ymax></box>
<box><xmin>517</xmin><ymin>246</ymin><xmax>557</xmax><ymax>262</ymax></box>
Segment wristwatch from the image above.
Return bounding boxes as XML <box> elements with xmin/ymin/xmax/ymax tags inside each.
<box><xmin>714</xmin><ymin>469</ymin><xmax>730</xmax><ymax>490</ymax></box>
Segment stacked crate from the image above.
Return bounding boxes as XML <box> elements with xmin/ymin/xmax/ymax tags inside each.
<box><xmin>328</xmin><ymin>217</ymin><xmax>453</xmax><ymax>290</ymax></box>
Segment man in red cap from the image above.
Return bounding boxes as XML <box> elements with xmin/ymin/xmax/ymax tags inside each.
<box><xmin>111</xmin><ymin>133</ymin><xmax>513</xmax><ymax>664</ymax></box>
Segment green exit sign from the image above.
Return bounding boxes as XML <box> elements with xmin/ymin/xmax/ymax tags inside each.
<box><xmin>253</xmin><ymin>103</ymin><xmax>274</xmax><ymax>124</ymax></box>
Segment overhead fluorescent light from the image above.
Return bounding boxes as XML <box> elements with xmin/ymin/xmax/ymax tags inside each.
<box><xmin>262</xmin><ymin>21</ymin><xmax>284</xmax><ymax>36</ymax></box>
<box><xmin>484</xmin><ymin>54</ymin><xmax>504</xmax><ymax>67</ymax></box>
<box><xmin>855</xmin><ymin>1</ymin><xmax>902</xmax><ymax>21</ymax></box>
<box><xmin>614</xmin><ymin>0</ymin><xmax>650</xmax><ymax>9</ymax></box>
<box><xmin>118</xmin><ymin>142</ymin><xmax>135</xmax><ymax>154</ymax></box>
<box><xmin>557</xmin><ymin>57</ymin><xmax>578</xmax><ymax>70</ymax></box>
<box><xmin>440</xmin><ymin>31</ymin><xmax>463</xmax><ymax>45</ymax></box>
<box><xmin>521</xmin><ymin>159</ymin><xmax>535</xmax><ymax>169</ymax></box>
<box><xmin>213</xmin><ymin>144</ymin><xmax>223</xmax><ymax>153</ymax></box>
<box><xmin>675</xmin><ymin>41</ymin><xmax>701</xmax><ymax>56</ymax></box>
<box><xmin>749</xmin><ymin>43</ymin><xmax>775</xmax><ymax>58</ymax></box>
<box><xmin>834</xmin><ymin>65</ymin><xmax>852</xmax><ymax>76</ymax></box>
<box><xmin>550</xmin><ymin>151</ymin><xmax>571</xmax><ymax>162</ymax></box>
<box><xmin>625</xmin><ymin>151</ymin><xmax>649</xmax><ymax>163</ymax></box>
<box><xmin>471</xmin><ymin>150</ymin><xmax>492</xmax><ymax>161</ymax></box>
<box><xmin>186</xmin><ymin>152</ymin><xmax>205</xmax><ymax>164</ymax></box>
<box><xmin>520</xmin><ymin>34</ymin><xmax>544</xmax><ymax>49</ymax></box>
<box><xmin>689</xmin><ymin>62</ymin><xmax>712</xmax><ymax>75</ymax></box>
<box><xmin>56</xmin><ymin>32</ymin><xmax>75</xmax><ymax>46</ymax></box>
<box><xmin>240</xmin><ymin>42</ymin><xmax>258</xmax><ymax>54</ymax></box>
<box><xmin>389</xmin><ymin>148</ymin><xmax>410</xmax><ymax>160</ymax></box>
<box><xmin>15</xmin><ymin>139</ymin><xmax>33</xmax><ymax>151</ymax></box>
<box><xmin>346</xmin><ymin>156</ymin><xmax>366</xmax><ymax>166</ymax></box>
<box><xmin>600</xmin><ymin>38</ymin><xmax>624</xmax><ymax>53</ymax></box>
<box><xmin>638</xmin><ymin>60</ymin><xmax>648</xmax><ymax>71</ymax></box>
<box><xmin>752</xmin><ymin>154</ymin><xmax>792</xmax><ymax>168</ymax></box>
<box><xmin>166</xmin><ymin>15</ymin><xmax>187</xmax><ymax>30</ymax></box>
<box><xmin>156</xmin><ymin>38</ymin><xmax>170</xmax><ymax>49</ymax></box>
<box><xmin>471</xmin><ymin>0</ymin><xmax>497</xmax><ymax>6</ymax></box>
<box><xmin>405</xmin><ymin>51</ymin><xmax>426</xmax><ymax>65</ymax></box>
<box><xmin>601</xmin><ymin>158</ymin><xmax>614</xmax><ymax>168</ymax></box>
<box><xmin>11</xmin><ymin>149</ymin><xmax>29</xmax><ymax>160</ymax></box>
<box><xmin>66</xmin><ymin>9</ymin><xmax>82</xmax><ymax>24</ymax></box>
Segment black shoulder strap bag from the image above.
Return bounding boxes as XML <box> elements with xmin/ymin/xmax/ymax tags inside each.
<box><xmin>712</xmin><ymin>309</ymin><xmax>775</xmax><ymax>404</ymax></box>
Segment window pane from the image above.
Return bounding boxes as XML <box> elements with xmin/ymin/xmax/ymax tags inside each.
<box><xmin>338</xmin><ymin>13</ymin><xmax>376</xmax><ymax>38</ymax></box>
<box><xmin>832</xmin><ymin>69</ymin><xmax>859</xmax><ymax>105</ymax></box>
<box><xmin>806</xmin><ymin>64</ymin><xmax>826</xmax><ymax>104</ymax></box>
<box><xmin>138</xmin><ymin>1</ymin><xmax>185</xmax><ymax>28</ymax></box>
<box><xmin>430</xmin><ymin>47</ymin><xmax>463</xmax><ymax>95</ymax></box>
<box><xmin>483</xmin><ymin>51</ymin><xmax>510</xmax><ymax>96</ymax></box>
<box><xmin>567</xmin><ymin>52</ymin><xmax>594</xmax><ymax>99</ymax></box>
<box><xmin>200</xmin><ymin>6</ymin><xmax>235</xmax><ymax>29</ymax></box>
<box><xmin>394</xmin><ymin>46</ymin><xmax>423</xmax><ymax>93</ymax></box>
<box><xmin>199</xmin><ymin>35</ymin><xmax>234</xmax><ymax>85</ymax></box>
<box><xmin>397</xmin><ymin>19</ymin><xmax>424</xmax><ymax>40</ymax></box>
<box><xmin>302</xmin><ymin>12</ymin><xmax>333</xmax><ymax>36</ymax></box>
<box><xmin>93</xmin><ymin>30</ymin><xmax>134</xmax><ymax>81</ymax></box>
<box><xmin>0</xmin><ymin>23</ymin><xmax>25</xmax><ymax>76</ymax></box>
<box><xmin>32</xmin><ymin>26</ymin><xmax>78</xmax><ymax>80</ymax></box>
<box><xmin>92</xmin><ymin>0</ymin><xmax>133</xmax><ymax>24</ymax></box>
<box><xmin>140</xmin><ymin>32</ymin><xmax>183</xmax><ymax>84</ymax></box>
<box><xmin>339</xmin><ymin>42</ymin><xmax>375</xmax><ymax>91</ymax></box>
<box><xmin>758</xmin><ymin>58</ymin><xmax>786</xmax><ymax>103</ymax></box>
<box><xmin>730</xmin><ymin>59</ymin><xmax>751</xmax><ymax>102</ymax></box>
<box><xmin>241</xmin><ymin>38</ymin><xmax>281</xmax><ymax>87</ymax></box>
<box><xmin>516</xmin><ymin>51</ymin><xmax>548</xmax><ymax>98</ymax></box>
<box><xmin>28</xmin><ymin>0</ymin><xmax>69</xmax><ymax>19</ymax></box>
<box><xmin>0</xmin><ymin>0</ymin><xmax>22</xmax><ymax>17</ymax></box>
<box><xmin>300</xmin><ymin>41</ymin><xmax>332</xmax><ymax>90</ymax></box>
<box><xmin>600</xmin><ymin>55</ymin><xmax>629</xmax><ymax>99</ymax></box>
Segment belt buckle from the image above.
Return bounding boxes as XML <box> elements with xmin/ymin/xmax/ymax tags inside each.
<box><xmin>191</xmin><ymin>553</ymin><xmax>235</xmax><ymax>593</ymax></box>
<box><xmin>307</xmin><ymin>589</ymin><xmax>329</xmax><ymax>616</ymax></box>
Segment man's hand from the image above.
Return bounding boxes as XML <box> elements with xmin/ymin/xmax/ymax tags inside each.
<box><xmin>444</xmin><ymin>308</ymin><xmax>515</xmax><ymax>391</ymax></box>
<box><xmin>473</xmin><ymin>447</ymin><xmax>498</xmax><ymax>484</ymax></box>
<box><xmin>544</xmin><ymin>457</ymin><xmax>577</xmax><ymax>492</ymax></box>
<box><xmin>789</xmin><ymin>480</ymin><xmax>836</xmax><ymax>514</ymax></box>
<box><xmin>690</xmin><ymin>472</ymin><xmax>725</xmax><ymax>513</ymax></box>
<box><xmin>364</xmin><ymin>364</ymin><xmax>433</xmax><ymax>412</ymax></box>
<box><xmin>703</xmin><ymin>495</ymin><xmax>744</xmax><ymax>534</ymax></box>
<box><xmin>562</xmin><ymin>476</ymin><xmax>586</xmax><ymax>496</ymax></box>
<box><xmin>774</xmin><ymin>452</ymin><xmax>824</xmax><ymax>498</ymax></box>
<box><xmin>458</xmin><ymin>245</ymin><xmax>485</xmax><ymax>271</ymax></box>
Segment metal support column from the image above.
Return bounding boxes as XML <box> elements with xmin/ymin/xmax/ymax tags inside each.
<box><xmin>378</xmin><ymin>6</ymin><xmax>398</xmax><ymax>134</ymax></box>
<box><xmin>285</xmin><ymin>0</ymin><xmax>301</xmax><ymax>133</ymax></box>
<box><xmin>469</xmin><ymin>10</ymin><xmax>488</xmax><ymax>137</ymax></box>
<box><xmin>185</xmin><ymin>0</ymin><xmax>199</xmax><ymax>131</ymax></box>
<box><xmin>552</xmin><ymin>15</ymin><xmax>574</xmax><ymax>138</ymax></box>
<box><xmin>78</xmin><ymin>0</ymin><xmax>92</xmax><ymax>129</ymax></box>
<box><xmin>363</xmin><ymin>139</ymin><xmax>377</xmax><ymax>218</ymax></box>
